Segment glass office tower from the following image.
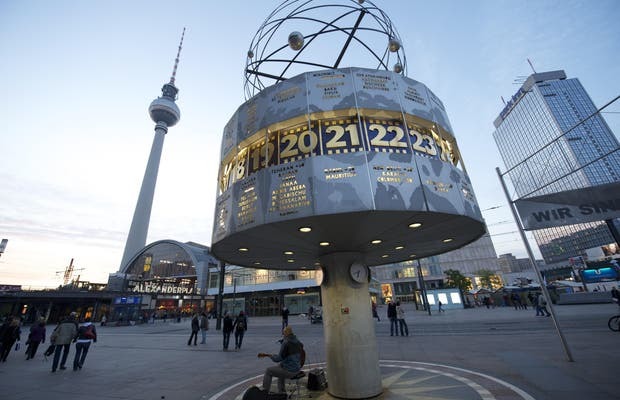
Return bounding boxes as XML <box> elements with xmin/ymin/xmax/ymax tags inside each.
<box><xmin>493</xmin><ymin>70</ymin><xmax>620</xmax><ymax>264</ymax></box>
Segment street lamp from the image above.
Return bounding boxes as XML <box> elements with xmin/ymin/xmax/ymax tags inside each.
<box><xmin>416</xmin><ymin>259</ymin><xmax>431</xmax><ymax>316</ymax></box>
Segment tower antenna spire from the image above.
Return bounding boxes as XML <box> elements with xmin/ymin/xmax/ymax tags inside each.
<box><xmin>170</xmin><ymin>27</ymin><xmax>186</xmax><ymax>85</ymax></box>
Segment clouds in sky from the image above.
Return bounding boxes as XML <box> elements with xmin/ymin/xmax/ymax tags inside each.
<box><xmin>0</xmin><ymin>0</ymin><xmax>618</xmax><ymax>287</ymax></box>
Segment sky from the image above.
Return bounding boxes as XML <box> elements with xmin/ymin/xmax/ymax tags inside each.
<box><xmin>1</xmin><ymin>0</ymin><xmax>619</xmax><ymax>288</ymax></box>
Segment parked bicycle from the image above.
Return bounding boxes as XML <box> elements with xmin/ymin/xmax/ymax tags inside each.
<box><xmin>608</xmin><ymin>315</ymin><xmax>620</xmax><ymax>332</ymax></box>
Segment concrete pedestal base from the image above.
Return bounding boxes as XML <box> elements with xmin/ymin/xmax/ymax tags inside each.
<box><xmin>320</xmin><ymin>252</ymin><xmax>382</xmax><ymax>399</ymax></box>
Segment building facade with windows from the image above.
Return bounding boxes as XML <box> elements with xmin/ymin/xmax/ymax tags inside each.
<box><xmin>493</xmin><ymin>70</ymin><xmax>620</xmax><ymax>265</ymax></box>
<box><xmin>371</xmin><ymin>233</ymin><xmax>500</xmax><ymax>306</ymax></box>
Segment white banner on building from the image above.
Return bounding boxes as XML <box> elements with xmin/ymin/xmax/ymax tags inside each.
<box><xmin>515</xmin><ymin>182</ymin><xmax>620</xmax><ymax>230</ymax></box>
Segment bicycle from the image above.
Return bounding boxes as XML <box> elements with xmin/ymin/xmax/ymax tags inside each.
<box><xmin>608</xmin><ymin>315</ymin><xmax>620</xmax><ymax>332</ymax></box>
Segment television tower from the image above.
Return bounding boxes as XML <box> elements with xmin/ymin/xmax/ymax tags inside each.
<box><xmin>119</xmin><ymin>28</ymin><xmax>185</xmax><ymax>270</ymax></box>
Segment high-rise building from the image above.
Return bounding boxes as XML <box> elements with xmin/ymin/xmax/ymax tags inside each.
<box><xmin>493</xmin><ymin>70</ymin><xmax>620</xmax><ymax>264</ymax></box>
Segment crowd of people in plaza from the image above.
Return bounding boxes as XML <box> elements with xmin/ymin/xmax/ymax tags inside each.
<box><xmin>0</xmin><ymin>311</ymin><xmax>97</xmax><ymax>373</ymax></box>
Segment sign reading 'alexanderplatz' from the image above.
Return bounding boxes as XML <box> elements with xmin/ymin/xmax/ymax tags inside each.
<box><xmin>212</xmin><ymin>67</ymin><xmax>485</xmax><ymax>269</ymax></box>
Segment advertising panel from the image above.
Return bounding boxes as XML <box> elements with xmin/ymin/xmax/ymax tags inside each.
<box><xmin>515</xmin><ymin>181</ymin><xmax>620</xmax><ymax>230</ymax></box>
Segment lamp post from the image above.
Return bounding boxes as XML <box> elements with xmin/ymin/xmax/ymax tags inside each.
<box><xmin>216</xmin><ymin>262</ymin><xmax>225</xmax><ymax>330</ymax></box>
<box><xmin>416</xmin><ymin>259</ymin><xmax>431</xmax><ymax>316</ymax></box>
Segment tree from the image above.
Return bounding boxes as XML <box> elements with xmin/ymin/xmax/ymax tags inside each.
<box><xmin>476</xmin><ymin>269</ymin><xmax>502</xmax><ymax>289</ymax></box>
<box><xmin>444</xmin><ymin>269</ymin><xmax>472</xmax><ymax>293</ymax></box>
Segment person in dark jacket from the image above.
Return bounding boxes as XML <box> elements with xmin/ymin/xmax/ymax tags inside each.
<box><xmin>188</xmin><ymin>314</ymin><xmax>199</xmax><ymax>346</ymax></box>
<box><xmin>222</xmin><ymin>312</ymin><xmax>233</xmax><ymax>351</ymax></box>
<box><xmin>281</xmin><ymin>306</ymin><xmax>290</xmax><ymax>331</ymax></box>
<box><xmin>259</xmin><ymin>325</ymin><xmax>304</xmax><ymax>394</ymax></box>
<box><xmin>73</xmin><ymin>317</ymin><xmax>97</xmax><ymax>370</ymax></box>
<box><xmin>0</xmin><ymin>316</ymin><xmax>21</xmax><ymax>362</ymax></box>
<box><xmin>233</xmin><ymin>311</ymin><xmax>248</xmax><ymax>350</ymax></box>
<box><xmin>26</xmin><ymin>318</ymin><xmax>46</xmax><ymax>360</ymax></box>
<box><xmin>387</xmin><ymin>301</ymin><xmax>398</xmax><ymax>336</ymax></box>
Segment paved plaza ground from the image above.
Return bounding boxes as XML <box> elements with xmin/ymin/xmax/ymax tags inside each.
<box><xmin>0</xmin><ymin>302</ymin><xmax>618</xmax><ymax>400</ymax></box>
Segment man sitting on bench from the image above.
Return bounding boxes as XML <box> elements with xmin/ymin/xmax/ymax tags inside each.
<box><xmin>258</xmin><ymin>326</ymin><xmax>305</xmax><ymax>394</ymax></box>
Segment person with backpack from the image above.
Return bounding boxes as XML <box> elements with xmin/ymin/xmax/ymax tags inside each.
<box><xmin>50</xmin><ymin>313</ymin><xmax>78</xmax><ymax>372</ymax></box>
<box><xmin>257</xmin><ymin>325</ymin><xmax>304</xmax><ymax>395</ymax></box>
<box><xmin>73</xmin><ymin>317</ymin><xmax>97</xmax><ymax>371</ymax></box>
<box><xmin>233</xmin><ymin>310</ymin><xmax>248</xmax><ymax>350</ymax></box>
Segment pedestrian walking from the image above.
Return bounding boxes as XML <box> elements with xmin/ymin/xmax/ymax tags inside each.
<box><xmin>26</xmin><ymin>318</ymin><xmax>46</xmax><ymax>360</ymax></box>
<box><xmin>199</xmin><ymin>312</ymin><xmax>209</xmax><ymax>344</ymax></box>
<box><xmin>73</xmin><ymin>317</ymin><xmax>97</xmax><ymax>371</ymax></box>
<box><xmin>50</xmin><ymin>313</ymin><xmax>78</xmax><ymax>372</ymax></box>
<box><xmin>100</xmin><ymin>315</ymin><xmax>107</xmax><ymax>326</ymax></box>
<box><xmin>396</xmin><ymin>301</ymin><xmax>409</xmax><ymax>336</ymax></box>
<box><xmin>233</xmin><ymin>310</ymin><xmax>248</xmax><ymax>350</ymax></box>
<box><xmin>281</xmin><ymin>306</ymin><xmax>289</xmax><ymax>331</ymax></box>
<box><xmin>188</xmin><ymin>313</ymin><xmax>199</xmax><ymax>346</ymax></box>
<box><xmin>438</xmin><ymin>300</ymin><xmax>445</xmax><ymax>313</ymax></box>
<box><xmin>511</xmin><ymin>293</ymin><xmax>521</xmax><ymax>310</ymax></box>
<box><xmin>537</xmin><ymin>293</ymin><xmax>551</xmax><ymax>317</ymax></box>
<box><xmin>222</xmin><ymin>312</ymin><xmax>233</xmax><ymax>351</ymax></box>
<box><xmin>372</xmin><ymin>302</ymin><xmax>380</xmax><ymax>321</ymax></box>
<box><xmin>0</xmin><ymin>316</ymin><xmax>21</xmax><ymax>362</ymax></box>
<box><xmin>387</xmin><ymin>301</ymin><xmax>398</xmax><ymax>336</ymax></box>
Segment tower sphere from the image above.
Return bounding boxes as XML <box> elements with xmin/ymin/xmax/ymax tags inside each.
<box><xmin>149</xmin><ymin>97</ymin><xmax>180</xmax><ymax>126</ymax></box>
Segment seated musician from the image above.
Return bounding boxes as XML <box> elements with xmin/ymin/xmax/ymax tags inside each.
<box><xmin>258</xmin><ymin>325</ymin><xmax>304</xmax><ymax>394</ymax></box>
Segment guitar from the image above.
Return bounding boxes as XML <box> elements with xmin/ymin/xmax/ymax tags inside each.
<box><xmin>257</xmin><ymin>353</ymin><xmax>272</xmax><ymax>358</ymax></box>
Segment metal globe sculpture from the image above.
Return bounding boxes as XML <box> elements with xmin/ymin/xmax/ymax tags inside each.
<box><xmin>244</xmin><ymin>0</ymin><xmax>407</xmax><ymax>100</ymax></box>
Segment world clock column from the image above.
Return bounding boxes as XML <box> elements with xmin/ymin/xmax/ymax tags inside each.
<box><xmin>319</xmin><ymin>252</ymin><xmax>382</xmax><ymax>398</ymax></box>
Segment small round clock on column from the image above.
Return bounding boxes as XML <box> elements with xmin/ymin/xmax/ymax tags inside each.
<box><xmin>349</xmin><ymin>262</ymin><xmax>369</xmax><ymax>284</ymax></box>
<box><xmin>315</xmin><ymin>266</ymin><xmax>325</xmax><ymax>286</ymax></box>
